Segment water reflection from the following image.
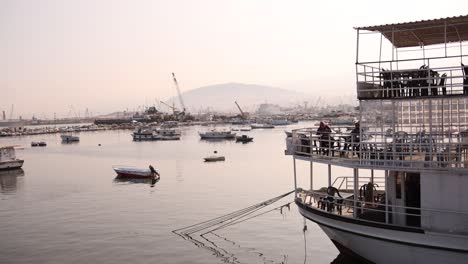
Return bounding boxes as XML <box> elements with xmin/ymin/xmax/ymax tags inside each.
<box><xmin>0</xmin><ymin>168</ymin><xmax>24</xmax><ymax>194</ymax></box>
<box><xmin>113</xmin><ymin>176</ymin><xmax>160</xmax><ymax>187</ymax></box>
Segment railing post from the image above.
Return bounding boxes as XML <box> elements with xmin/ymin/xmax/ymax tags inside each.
<box><xmin>385</xmin><ymin>170</ymin><xmax>389</xmax><ymax>224</ymax></box>
<box><xmin>328</xmin><ymin>164</ymin><xmax>332</xmax><ymax>187</ymax></box>
<box><xmin>293</xmin><ymin>156</ymin><xmax>297</xmax><ymax>192</ymax></box>
<box><xmin>310</xmin><ymin>160</ymin><xmax>313</xmax><ymax>191</ymax></box>
<box><xmin>353</xmin><ymin>168</ymin><xmax>359</xmax><ymax>218</ymax></box>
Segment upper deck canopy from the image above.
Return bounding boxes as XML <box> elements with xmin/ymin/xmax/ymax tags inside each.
<box><xmin>355</xmin><ymin>15</ymin><xmax>468</xmax><ymax>48</ymax></box>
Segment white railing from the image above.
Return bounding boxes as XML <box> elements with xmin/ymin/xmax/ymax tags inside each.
<box><xmin>288</xmin><ymin>128</ymin><xmax>468</xmax><ymax>171</ymax></box>
<box><xmin>296</xmin><ymin>188</ymin><xmax>468</xmax><ymax>234</ymax></box>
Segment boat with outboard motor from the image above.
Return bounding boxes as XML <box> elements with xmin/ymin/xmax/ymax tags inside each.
<box><xmin>113</xmin><ymin>165</ymin><xmax>160</xmax><ymax>179</ymax></box>
<box><xmin>286</xmin><ymin>15</ymin><xmax>468</xmax><ymax>264</ymax></box>
<box><xmin>0</xmin><ymin>146</ymin><xmax>24</xmax><ymax>170</ymax></box>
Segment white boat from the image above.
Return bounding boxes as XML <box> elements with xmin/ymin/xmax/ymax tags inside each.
<box><xmin>288</xmin><ymin>16</ymin><xmax>468</xmax><ymax>263</ymax></box>
<box><xmin>61</xmin><ymin>134</ymin><xmax>79</xmax><ymax>142</ymax></box>
<box><xmin>199</xmin><ymin>130</ymin><xmax>236</xmax><ymax>139</ymax></box>
<box><xmin>155</xmin><ymin>128</ymin><xmax>181</xmax><ymax>140</ymax></box>
<box><xmin>251</xmin><ymin>123</ymin><xmax>274</xmax><ymax>129</ymax></box>
<box><xmin>0</xmin><ymin>146</ymin><xmax>24</xmax><ymax>170</ymax></box>
<box><xmin>113</xmin><ymin>165</ymin><xmax>160</xmax><ymax>178</ymax></box>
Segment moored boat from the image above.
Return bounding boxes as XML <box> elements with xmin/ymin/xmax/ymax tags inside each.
<box><xmin>199</xmin><ymin>130</ymin><xmax>236</xmax><ymax>139</ymax></box>
<box><xmin>251</xmin><ymin>123</ymin><xmax>274</xmax><ymax>129</ymax></box>
<box><xmin>0</xmin><ymin>146</ymin><xmax>24</xmax><ymax>170</ymax></box>
<box><xmin>204</xmin><ymin>156</ymin><xmax>225</xmax><ymax>162</ymax></box>
<box><xmin>31</xmin><ymin>141</ymin><xmax>47</xmax><ymax>147</ymax></box>
<box><xmin>61</xmin><ymin>134</ymin><xmax>79</xmax><ymax>142</ymax></box>
<box><xmin>113</xmin><ymin>165</ymin><xmax>160</xmax><ymax>179</ymax></box>
<box><xmin>235</xmin><ymin>135</ymin><xmax>253</xmax><ymax>143</ymax></box>
<box><xmin>287</xmin><ymin>15</ymin><xmax>468</xmax><ymax>264</ymax></box>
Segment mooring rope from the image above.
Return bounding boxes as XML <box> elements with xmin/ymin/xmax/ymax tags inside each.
<box><xmin>172</xmin><ymin>190</ymin><xmax>294</xmax><ymax>235</ymax></box>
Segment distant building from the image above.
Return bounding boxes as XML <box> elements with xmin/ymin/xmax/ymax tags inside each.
<box><xmin>256</xmin><ymin>104</ymin><xmax>282</xmax><ymax>115</ymax></box>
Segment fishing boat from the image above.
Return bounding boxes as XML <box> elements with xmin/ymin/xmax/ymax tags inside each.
<box><xmin>31</xmin><ymin>141</ymin><xmax>47</xmax><ymax>147</ymax></box>
<box><xmin>113</xmin><ymin>165</ymin><xmax>160</xmax><ymax>179</ymax></box>
<box><xmin>287</xmin><ymin>16</ymin><xmax>468</xmax><ymax>263</ymax></box>
<box><xmin>235</xmin><ymin>135</ymin><xmax>253</xmax><ymax>143</ymax></box>
<box><xmin>0</xmin><ymin>146</ymin><xmax>24</xmax><ymax>170</ymax></box>
<box><xmin>199</xmin><ymin>130</ymin><xmax>236</xmax><ymax>139</ymax></box>
<box><xmin>60</xmin><ymin>134</ymin><xmax>79</xmax><ymax>142</ymax></box>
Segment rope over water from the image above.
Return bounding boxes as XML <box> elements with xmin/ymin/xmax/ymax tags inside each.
<box><xmin>172</xmin><ymin>190</ymin><xmax>294</xmax><ymax>236</ymax></box>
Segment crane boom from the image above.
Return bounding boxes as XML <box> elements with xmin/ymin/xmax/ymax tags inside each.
<box><xmin>160</xmin><ymin>101</ymin><xmax>176</xmax><ymax>112</ymax></box>
<box><xmin>172</xmin><ymin>72</ymin><xmax>186</xmax><ymax>113</ymax></box>
<box><xmin>234</xmin><ymin>101</ymin><xmax>245</xmax><ymax>118</ymax></box>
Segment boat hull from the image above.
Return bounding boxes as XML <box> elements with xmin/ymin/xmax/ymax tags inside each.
<box><xmin>297</xmin><ymin>201</ymin><xmax>468</xmax><ymax>264</ymax></box>
<box><xmin>0</xmin><ymin>160</ymin><xmax>24</xmax><ymax>170</ymax></box>
<box><xmin>204</xmin><ymin>156</ymin><xmax>225</xmax><ymax>162</ymax></box>
<box><xmin>113</xmin><ymin>167</ymin><xmax>156</xmax><ymax>178</ymax></box>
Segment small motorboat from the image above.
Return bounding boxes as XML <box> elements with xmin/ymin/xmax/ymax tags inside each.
<box><xmin>236</xmin><ymin>135</ymin><xmax>253</xmax><ymax>143</ymax></box>
<box><xmin>113</xmin><ymin>165</ymin><xmax>160</xmax><ymax>179</ymax></box>
<box><xmin>204</xmin><ymin>151</ymin><xmax>225</xmax><ymax>162</ymax></box>
<box><xmin>31</xmin><ymin>141</ymin><xmax>47</xmax><ymax>147</ymax></box>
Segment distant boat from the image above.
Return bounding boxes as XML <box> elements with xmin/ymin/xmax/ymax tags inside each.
<box><xmin>0</xmin><ymin>146</ymin><xmax>24</xmax><ymax>170</ymax></box>
<box><xmin>204</xmin><ymin>156</ymin><xmax>225</xmax><ymax>162</ymax></box>
<box><xmin>113</xmin><ymin>165</ymin><xmax>160</xmax><ymax>179</ymax></box>
<box><xmin>269</xmin><ymin>118</ymin><xmax>291</xmax><ymax>126</ymax></box>
<box><xmin>132</xmin><ymin>127</ymin><xmax>181</xmax><ymax>141</ymax></box>
<box><xmin>31</xmin><ymin>141</ymin><xmax>47</xmax><ymax>147</ymax></box>
<box><xmin>236</xmin><ymin>135</ymin><xmax>253</xmax><ymax>143</ymax></box>
<box><xmin>199</xmin><ymin>130</ymin><xmax>236</xmax><ymax>139</ymax></box>
<box><xmin>61</xmin><ymin>134</ymin><xmax>79</xmax><ymax>142</ymax></box>
<box><xmin>251</xmin><ymin>123</ymin><xmax>274</xmax><ymax>129</ymax></box>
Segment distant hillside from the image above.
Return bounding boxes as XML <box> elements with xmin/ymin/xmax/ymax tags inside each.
<box><xmin>165</xmin><ymin>82</ymin><xmax>311</xmax><ymax>113</ymax></box>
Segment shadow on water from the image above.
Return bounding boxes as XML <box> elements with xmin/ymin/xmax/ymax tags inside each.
<box><xmin>113</xmin><ymin>176</ymin><xmax>160</xmax><ymax>187</ymax></box>
<box><xmin>179</xmin><ymin>231</ymin><xmax>287</xmax><ymax>264</ymax></box>
<box><xmin>0</xmin><ymin>168</ymin><xmax>25</xmax><ymax>194</ymax></box>
<box><xmin>331</xmin><ymin>253</ymin><xmax>371</xmax><ymax>264</ymax></box>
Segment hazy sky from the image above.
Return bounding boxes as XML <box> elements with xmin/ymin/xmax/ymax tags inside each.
<box><xmin>1</xmin><ymin>0</ymin><xmax>466</xmax><ymax>118</ymax></box>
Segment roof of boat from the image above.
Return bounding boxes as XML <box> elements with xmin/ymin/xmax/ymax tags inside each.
<box><xmin>0</xmin><ymin>145</ymin><xmax>18</xmax><ymax>150</ymax></box>
<box><xmin>355</xmin><ymin>15</ymin><xmax>468</xmax><ymax>48</ymax></box>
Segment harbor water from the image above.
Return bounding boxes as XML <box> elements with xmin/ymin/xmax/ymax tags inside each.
<box><xmin>0</xmin><ymin>122</ymin><xmax>358</xmax><ymax>264</ymax></box>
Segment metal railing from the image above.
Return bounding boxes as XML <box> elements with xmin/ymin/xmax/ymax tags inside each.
<box><xmin>331</xmin><ymin>176</ymin><xmax>385</xmax><ymax>191</ymax></box>
<box><xmin>287</xmin><ymin>128</ymin><xmax>468</xmax><ymax>171</ymax></box>
<box><xmin>356</xmin><ymin>62</ymin><xmax>468</xmax><ymax>100</ymax></box>
<box><xmin>296</xmin><ymin>188</ymin><xmax>468</xmax><ymax>234</ymax></box>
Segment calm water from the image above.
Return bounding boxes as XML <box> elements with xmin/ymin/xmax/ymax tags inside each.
<box><xmin>0</xmin><ymin>123</ymin><xmax>358</xmax><ymax>264</ymax></box>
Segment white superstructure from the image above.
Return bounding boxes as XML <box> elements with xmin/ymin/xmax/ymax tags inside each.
<box><xmin>0</xmin><ymin>146</ymin><xmax>24</xmax><ymax>170</ymax></box>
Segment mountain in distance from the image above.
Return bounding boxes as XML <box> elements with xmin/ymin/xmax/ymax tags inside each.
<box><xmin>165</xmin><ymin>82</ymin><xmax>313</xmax><ymax>113</ymax></box>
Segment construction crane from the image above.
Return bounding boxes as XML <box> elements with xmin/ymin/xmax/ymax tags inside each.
<box><xmin>234</xmin><ymin>101</ymin><xmax>246</xmax><ymax>119</ymax></box>
<box><xmin>160</xmin><ymin>101</ymin><xmax>178</xmax><ymax>114</ymax></box>
<box><xmin>172</xmin><ymin>73</ymin><xmax>186</xmax><ymax>113</ymax></box>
